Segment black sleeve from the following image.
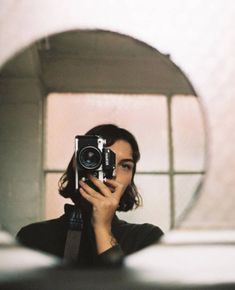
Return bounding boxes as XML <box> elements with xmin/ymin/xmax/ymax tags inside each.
<box><xmin>127</xmin><ymin>224</ymin><xmax>164</xmax><ymax>255</ymax></box>
<box><xmin>16</xmin><ymin>226</ymin><xmax>34</xmax><ymax>247</ymax></box>
<box><xmin>140</xmin><ymin>225</ymin><xmax>164</xmax><ymax>249</ymax></box>
<box><xmin>98</xmin><ymin>245</ymin><xmax>124</xmax><ymax>267</ymax></box>
<box><xmin>16</xmin><ymin>225</ymin><xmax>52</xmax><ymax>253</ymax></box>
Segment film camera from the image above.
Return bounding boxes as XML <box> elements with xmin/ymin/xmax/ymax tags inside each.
<box><xmin>75</xmin><ymin>135</ymin><xmax>116</xmax><ymax>190</ymax></box>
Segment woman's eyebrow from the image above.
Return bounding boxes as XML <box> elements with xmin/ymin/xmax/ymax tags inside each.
<box><xmin>119</xmin><ymin>158</ymin><xmax>134</xmax><ymax>163</ymax></box>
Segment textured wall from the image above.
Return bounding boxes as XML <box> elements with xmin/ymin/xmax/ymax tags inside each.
<box><xmin>0</xmin><ymin>47</ymin><xmax>45</xmax><ymax>234</ymax></box>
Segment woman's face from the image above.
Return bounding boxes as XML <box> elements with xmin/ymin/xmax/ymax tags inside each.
<box><xmin>107</xmin><ymin>139</ymin><xmax>134</xmax><ymax>195</ymax></box>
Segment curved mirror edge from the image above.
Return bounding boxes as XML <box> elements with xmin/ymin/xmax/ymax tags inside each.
<box><xmin>0</xmin><ymin>29</ymin><xmax>206</xmax><ymax>237</ymax></box>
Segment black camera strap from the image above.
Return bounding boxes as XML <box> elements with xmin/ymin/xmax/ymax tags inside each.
<box><xmin>64</xmin><ymin>205</ymin><xmax>83</xmax><ymax>262</ymax></box>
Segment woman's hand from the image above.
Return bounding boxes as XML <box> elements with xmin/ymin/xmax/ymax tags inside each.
<box><xmin>79</xmin><ymin>175</ymin><xmax>125</xmax><ymax>254</ymax></box>
<box><xmin>79</xmin><ymin>175</ymin><xmax>124</xmax><ymax>230</ymax></box>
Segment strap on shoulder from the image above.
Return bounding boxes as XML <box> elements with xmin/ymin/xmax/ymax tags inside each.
<box><xmin>63</xmin><ymin>205</ymin><xmax>83</xmax><ymax>262</ymax></box>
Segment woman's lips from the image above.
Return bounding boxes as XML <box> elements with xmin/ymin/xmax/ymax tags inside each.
<box><xmin>105</xmin><ymin>184</ymin><xmax>115</xmax><ymax>192</ymax></box>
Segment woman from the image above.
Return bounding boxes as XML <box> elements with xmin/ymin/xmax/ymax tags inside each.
<box><xmin>17</xmin><ymin>124</ymin><xmax>163</xmax><ymax>266</ymax></box>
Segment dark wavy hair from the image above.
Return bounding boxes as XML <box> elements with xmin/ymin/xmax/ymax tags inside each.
<box><xmin>58</xmin><ymin>124</ymin><xmax>142</xmax><ymax>211</ymax></box>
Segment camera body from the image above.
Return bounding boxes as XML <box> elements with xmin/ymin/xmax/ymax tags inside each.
<box><xmin>75</xmin><ymin>135</ymin><xmax>116</xmax><ymax>190</ymax></box>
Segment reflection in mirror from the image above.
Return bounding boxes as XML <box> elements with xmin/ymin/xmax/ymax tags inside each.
<box><xmin>0</xmin><ymin>30</ymin><xmax>205</xmax><ymax>240</ymax></box>
<box><xmin>45</xmin><ymin>93</ymin><xmax>205</xmax><ymax>232</ymax></box>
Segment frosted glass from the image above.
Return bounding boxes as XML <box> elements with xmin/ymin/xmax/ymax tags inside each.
<box><xmin>45</xmin><ymin>173</ymin><xmax>72</xmax><ymax>220</ymax></box>
<box><xmin>117</xmin><ymin>175</ymin><xmax>170</xmax><ymax>232</ymax></box>
<box><xmin>174</xmin><ymin>174</ymin><xmax>203</xmax><ymax>223</ymax></box>
<box><xmin>172</xmin><ymin>96</ymin><xmax>205</xmax><ymax>171</ymax></box>
<box><xmin>45</xmin><ymin>93</ymin><xmax>168</xmax><ymax>172</ymax></box>
<box><xmin>45</xmin><ymin>173</ymin><xmax>170</xmax><ymax>232</ymax></box>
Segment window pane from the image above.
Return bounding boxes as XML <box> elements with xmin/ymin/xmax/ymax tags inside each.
<box><xmin>117</xmin><ymin>175</ymin><xmax>170</xmax><ymax>232</ymax></box>
<box><xmin>45</xmin><ymin>173</ymin><xmax>72</xmax><ymax>219</ymax></box>
<box><xmin>174</xmin><ymin>174</ymin><xmax>203</xmax><ymax>223</ymax></box>
<box><xmin>45</xmin><ymin>93</ymin><xmax>168</xmax><ymax>172</ymax></box>
<box><xmin>45</xmin><ymin>173</ymin><xmax>170</xmax><ymax>232</ymax></box>
<box><xmin>172</xmin><ymin>95</ymin><xmax>205</xmax><ymax>171</ymax></box>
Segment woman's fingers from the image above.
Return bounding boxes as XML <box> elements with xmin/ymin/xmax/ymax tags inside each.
<box><xmin>104</xmin><ymin>178</ymin><xmax>125</xmax><ymax>199</ymax></box>
<box><xmin>79</xmin><ymin>175</ymin><xmax>126</xmax><ymax>202</ymax></box>
<box><xmin>79</xmin><ymin>187</ymin><xmax>99</xmax><ymax>206</ymax></box>
<box><xmin>88</xmin><ymin>175</ymin><xmax>112</xmax><ymax>197</ymax></box>
<box><xmin>79</xmin><ymin>176</ymin><xmax>127</xmax><ymax>229</ymax></box>
<box><xmin>79</xmin><ymin>179</ymin><xmax>103</xmax><ymax>200</ymax></box>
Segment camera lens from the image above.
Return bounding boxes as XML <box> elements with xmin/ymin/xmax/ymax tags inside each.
<box><xmin>79</xmin><ymin>146</ymin><xmax>102</xmax><ymax>170</ymax></box>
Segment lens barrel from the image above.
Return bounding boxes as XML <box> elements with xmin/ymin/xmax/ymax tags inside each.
<box><xmin>78</xmin><ymin>146</ymin><xmax>102</xmax><ymax>170</ymax></box>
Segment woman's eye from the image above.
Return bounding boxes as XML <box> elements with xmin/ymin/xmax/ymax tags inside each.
<box><xmin>120</xmin><ymin>163</ymin><xmax>132</xmax><ymax>171</ymax></box>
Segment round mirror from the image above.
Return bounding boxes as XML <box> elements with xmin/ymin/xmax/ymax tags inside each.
<box><xmin>0</xmin><ymin>30</ymin><xmax>206</xmax><ymax>235</ymax></box>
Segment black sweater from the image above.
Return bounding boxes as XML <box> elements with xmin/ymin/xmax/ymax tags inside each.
<box><xmin>16</xmin><ymin>205</ymin><xmax>163</xmax><ymax>266</ymax></box>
